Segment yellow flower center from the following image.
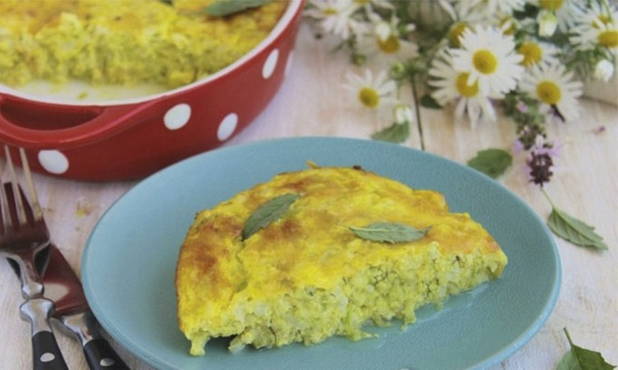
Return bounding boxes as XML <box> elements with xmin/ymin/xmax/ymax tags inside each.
<box><xmin>323</xmin><ymin>7</ymin><xmax>337</xmax><ymax>15</ymax></box>
<box><xmin>536</xmin><ymin>81</ymin><xmax>562</xmax><ymax>104</ymax></box>
<box><xmin>518</xmin><ymin>42</ymin><xmax>543</xmax><ymax>67</ymax></box>
<box><xmin>358</xmin><ymin>87</ymin><xmax>380</xmax><ymax>108</ymax></box>
<box><xmin>539</xmin><ymin>0</ymin><xmax>564</xmax><ymax>11</ymax></box>
<box><xmin>448</xmin><ymin>22</ymin><xmax>468</xmax><ymax>47</ymax></box>
<box><xmin>456</xmin><ymin>73</ymin><xmax>479</xmax><ymax>97</ymax></box>
<box><xmin>473</xmin><ymin>50</ymin><xmax>498</xmax><ymax>74</ymax></box>
<box><xmin>598</xmin><ymin>29</ymin><xmax>618</xmax><ymax>48</ymax></box>
<box><xmin>500</xmin><ymin>17</ymin><xmax>517</xmax><ymax>35</ymax></box>
<box><xmin>377</xmin><ymin>35</ymin><xmax>401</xmax><ymax>54</ymax></box>
<box><xmin>593</xmin><ymin>14</ymin><xmax>613</xmax><ymax>29</ymax></box>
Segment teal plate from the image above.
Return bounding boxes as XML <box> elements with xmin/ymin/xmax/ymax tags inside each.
<box><xmin>82</xmin><ymin>137</ymin><xmax>561</xmax><ymax>370</ymax></box>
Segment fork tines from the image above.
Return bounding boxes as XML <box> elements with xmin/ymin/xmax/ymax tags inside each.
<box><xmin>0</xmin><ymin>146</ymin><xmax>43</xmax><ymax>229</ymax></box>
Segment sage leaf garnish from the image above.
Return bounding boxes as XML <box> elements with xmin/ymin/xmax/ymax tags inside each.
<box><xmin>420</xmin><ymin>94</ymin><xmax>442</xmax><ymax>109</ymax></box>
<box><xmin>556</xmin><ymin>328</ymin><xmax>616</xmax><ymax>370</ymax></box>
<box><xmin>242</xmin><ymin>193</ymin><xmax>300</xmax><ymax>240</ymax></box>
<box><xmin>204</xmin><ymin>0</ymin><xmax>272</xmax><ymax>17</ymax></box>
<box><xmin>371</xmin><ymin>122</ymin><xmax>410</xmax><ymax>143</ymax></box>
<box><xmin>548</xmin><ymin>207</ymin><xmax>608</xmax><ymax>250</ymax></box>
<box><xmin>350</xmin><ymin>222</ymin><xmax>428</xmax><ymax>244</ymax></box>
<box><xmin>467</xmin><ymin>149</ymin><xmax>513</xmax><ymax>179</ymax></box>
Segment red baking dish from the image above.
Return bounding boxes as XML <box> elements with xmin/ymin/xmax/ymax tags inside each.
<box><xmin>0</xmin><ymin>0</ymin><xmax>304</xmax><ymax>181</ymax></box>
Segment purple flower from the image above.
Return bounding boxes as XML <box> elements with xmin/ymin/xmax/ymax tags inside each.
<box><xmin>516</xmin><ymin>102</ymin><xmax>528</xmax><ymax>113</ymax></box>
<box><xmin>526</xmin><ymin>135</ymin><xmax>558</xmax><ymax>187</ymax></box>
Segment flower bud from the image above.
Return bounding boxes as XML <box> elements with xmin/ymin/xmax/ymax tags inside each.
<box><xmin>594</xmin><ymin>59</ymin><xmax>615</xmax><ymax>82</ymax></box>
<box><xmin>394</xmin><ymin>104</ymin><xmax>414</xmax><ymax>125</ymax></box>
<box><xmin>537</xmin><ymin>11</ymin><xmax>558</xmax><ymax>37</ymax></box>
<box><xmin>390</xmin><ymin>62</ymin><xmax>407</xmax><ymax>80</ymax></box>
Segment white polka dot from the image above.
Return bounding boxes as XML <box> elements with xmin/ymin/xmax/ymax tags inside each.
<box><xmin>100</xmin><ymin>358</ymin><xmax>115</xmax><ymax>367</ymax></box>
<box><xmin>38</xmin><ymin>150</ymin><xmax>69</xmax><ymax>174</ymax></box>
<box><xmin>217</xmin><ymin>113</ymin><xmax>238</xmax><ymax>141</ymax></box>
<box><xmin>262</xmin><ymin>49</ymin><xmax>279</xmax><ymax>79</ymax></box>
<box><xmin>285</xmin><ymin>51</ymin><xmax>294</xmax><ymax>77</ymax></box>
<box><xmin>40</xmin><ymin>352</ymin><xmax>55</xmax><ymax>362</ymax></box>
<box><xmin>163</xmin><ymin>103</ymin><xmax>191</xmax><ymax>130</ymax></box>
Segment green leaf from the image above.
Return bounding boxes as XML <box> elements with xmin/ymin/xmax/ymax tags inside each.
<box><xmin>349</xmin><ymin>222</ymin><xmax>429</xmax><ymax>244</ymax></box>
<box><xmin>204</xmin><ymin>0</ymin><xmax>272</xmax><ymax>17</ymax></box>
<box><xmin>371</xmin><ymin>122</ymin><xmax>410</xmax><ymax>143</ymax></box>
<box><xmin>242</xmin><ymin>193</ymin><xmax>300</xmax><ymax>240</ymax></box>
<box><xmin>548</xmin><ymin>208</ymin><xmax>608</xmax><ymax>250</ymax></box>
<box><xmin>420</xmin><ymin>94</ymin><xmax>442</xmax><ymax>109</ymax></box>
<box><xmin>467</xmin><ymin>149</ymin><xmax>513</xmax><ymax>179</ymax></box>
<box><xmin>557</xmin><ymin>351</ymin><xmax>579</xmax><ymax>370</ymax></box>
<box><xmin>556</xmin><ymin>328</ymin><xmax>616</xmax><ymax>370</ymax></box>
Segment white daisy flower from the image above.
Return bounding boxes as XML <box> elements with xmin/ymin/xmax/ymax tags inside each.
<box><xmin>343</xmin><ymin>69</ymin><xmax>397</xmax><ymax>110</ymax></box>
<box><xmin>356</xmin><ymin>16</ymin><xmax>418</xmax><ymax>64</ymax></box>
<box><xmin>428</xmin><ymin>49</ymin><xmax>497</xmax><ymax>127</ymax></box>
<box><xmin>440</xmin><ymin>0</ymin><xmax>484</xmax><ymax>21</ymax></box>
<box><xmin>440</xmin><ymin>1</ymin><xmax>489</xmax><ymax>48</ymax></box>
<box><xmin>528</xmin><ymin>0</ymin><xmax>581</xmax><ymax>32</ymax></box>
<box><xmin>574</xmin><ymin>1</ymin><xmax>618</xmax><ymax>30</ymax></box>
<box><xmin>570</xmin><ymin>2</ymin><xmax>618</xmax><ymax>55</ymax></box>
<box><xmin>516</xmin><ymin>39</ymin><xmax>560</xmax><ymax>68</ymax></box>
<box><xmin>305</xmin><ymin>0</ymin><xmax>364</xmax><ymax>39</ymax></box>
<box><xmin>519</xmin><ymin>62</ymin><xmax>583</xmax><ymax>121</ymax></box>
<box><xmin>475</xmin><ymin>0</ymin><xmax>527</xmax><ymax>19</ymax></box>
<box><xmin>450</xmin><ymin>26</ymin><xmax>524</xmax><ymax>97</ymax></box>
<box><xmin>496</xmin><ymin>15</ymin><xmax>520</xmax><ymax>36</ymax></box>
<box><xmin>351</xmin><ymin>0</ymin><xmax>393</xmax><ymax>11</ymax></box>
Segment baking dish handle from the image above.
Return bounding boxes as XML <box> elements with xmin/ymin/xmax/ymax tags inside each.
<box><xmin>0</xmin><ymin>96</ymin><xmax>161</xmax><ymax>148</ymax></box>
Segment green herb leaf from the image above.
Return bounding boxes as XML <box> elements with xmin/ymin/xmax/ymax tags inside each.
<box><xmin>242</xmin><ymin>193</ymin><xmax>299</xmax><ymax>240</ymax></box>
<box><xmin>349</xmin><ymin>222</ymin><xmax>429</xmax><ymax>244</ymax></box>
<box><xmin>467</xmin><ymin>149</ymin><xmax>513</xmax><ymax>179</ymax></box>
<box><xmin>204</xmin><ymin>0</ymin><xmax>272</xmax><ymax>17</ymax></box>
<box><xmin>556</xmin><ymin>328</ymin><xmax>616</xmax><ymax>370</ymax></box>
<box><xmin>548</xmin><ymin>207</ymin><xmax>608</xmax><ymax>250</ymax></box>
<box><xmin>420</xmin><ymin>94</ymin><xmax>442</xmax><ymax>109</ymax></box>
<box><xmin>371</xmin><ymin>122</ymin><xmax>410</xmax><ymax>143</ymax></box>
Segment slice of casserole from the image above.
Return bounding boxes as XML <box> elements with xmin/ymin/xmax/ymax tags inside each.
<box><xmin>176</xmin><ymin>167</ymin><xmax>508</xmax><ymax>356</ymax></box>
<box><xmin>0</xmin><ymin>0</ymin><xmax>286</xmax><ymax>87</ymax></box>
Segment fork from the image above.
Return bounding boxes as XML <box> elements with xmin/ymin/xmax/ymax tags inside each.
<box><xmin>0</xmin><ymin>146</ymin><xmax>68</xmax><ymax>370</ymax></box>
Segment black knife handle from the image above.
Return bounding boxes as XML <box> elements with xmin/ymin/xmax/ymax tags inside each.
<box><xmin>83</xmin><ymin>338</ymin><xmax>129</xmax><ymax>370</ymax></box>
<box><xmin>32</xmin><ymin>331</ymin><xmax>68</xmax><ymax>370</ymax></box>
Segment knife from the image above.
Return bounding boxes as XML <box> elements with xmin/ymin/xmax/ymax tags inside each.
<box><xmin>9</xmin><ymin>246</ymin><xmax>129</xmax><ymax>370</ymax></box>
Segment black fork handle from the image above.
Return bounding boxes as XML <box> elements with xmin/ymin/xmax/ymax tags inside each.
<box><xmin>32</xmin><ymin>331</ymin><xmax>68</xmax><ymax>370</ymax></box>
<box><xmin>20</xmin><ymin>298</ymin><xmax>68</xmax><ymax>370</ymax></box>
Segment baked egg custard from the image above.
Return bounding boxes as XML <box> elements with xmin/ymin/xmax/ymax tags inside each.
<box><xmin>176</xmin><ymin>166</ymin><xmax>508</xmax><ymax>355</ymax></box>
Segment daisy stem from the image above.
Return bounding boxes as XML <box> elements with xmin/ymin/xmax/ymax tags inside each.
<box><xmin>409</xmin><ymin>75</ymin><xmax>426</xmax><ymax>151</ymax></box>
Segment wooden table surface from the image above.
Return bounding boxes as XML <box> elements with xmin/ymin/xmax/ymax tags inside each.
<box><xmin>1</xmin><ymin>24</ymin><xmax>617</xmax><ymax>370</ymax></box>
